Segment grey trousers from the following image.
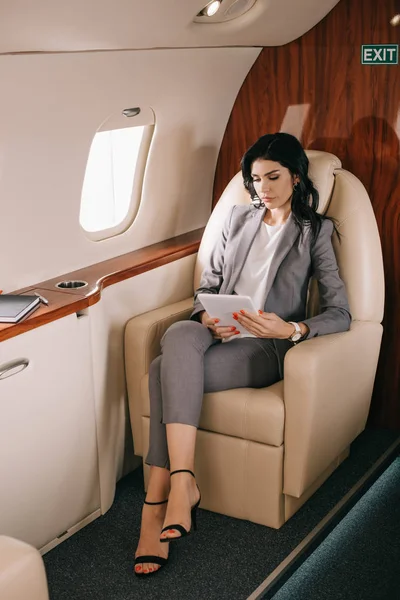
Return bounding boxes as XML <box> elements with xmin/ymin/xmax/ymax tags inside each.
<box><xmin>145</xmin><ymin>320</ymin><xmax>281</xmax><ymax>469</ymax></box>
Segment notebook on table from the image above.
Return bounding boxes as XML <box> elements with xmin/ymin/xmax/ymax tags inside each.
<box><xmin>0</xmin><ymin>294</ymin><xmax>41</xmax><ymax>323</ymax></box>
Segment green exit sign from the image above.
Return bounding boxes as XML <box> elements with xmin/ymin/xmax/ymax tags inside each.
<box><xmin>361</xmin><ymin>44</ymin><xmax>398</xmax><ymax>64</ymax></box>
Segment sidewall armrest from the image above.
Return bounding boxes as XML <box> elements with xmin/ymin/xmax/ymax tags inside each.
<box><xmin>283</xmin><ymin>321</ymin><xmax>383</xmax><ymax>497</ymax></box>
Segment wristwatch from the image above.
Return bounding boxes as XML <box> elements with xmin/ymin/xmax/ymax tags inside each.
<box><xmin>288</xmin><ymin>321</ymin><xmax>302</xmax><ymax>343</ymax></box>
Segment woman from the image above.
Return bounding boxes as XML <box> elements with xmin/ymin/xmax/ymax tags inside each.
<box><xmin>134</xmin><ymin>132</ymin><xmax>351</xmax><ymax>576</ymax></box>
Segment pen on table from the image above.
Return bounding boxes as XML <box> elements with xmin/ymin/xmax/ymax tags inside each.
<box><xmin>34</xmin><ymin>292</ymin><xmax>49</xmax><ymax>306</ymax></box>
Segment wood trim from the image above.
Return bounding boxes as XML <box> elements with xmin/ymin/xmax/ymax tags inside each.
<box><xmin>0</xmin><ymin>228</ymin><xmax>203</xmax><ymax>342</ymax></box>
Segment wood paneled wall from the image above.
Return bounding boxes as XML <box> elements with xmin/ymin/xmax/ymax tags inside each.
<box><xmin>213</xmin><ymin>0</ymin><xmax>400</xmax><ymax>429</ymax></box>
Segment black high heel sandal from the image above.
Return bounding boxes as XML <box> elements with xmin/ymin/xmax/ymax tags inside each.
<box><xmin>134</xmin><ymin>498</ymin><xmax>169</xmax><ymax>577</ymax></box>
<box><xmin>159</xmin><ymin>469</ymin><xmax>201</xmax><ymax>543</ymax></box>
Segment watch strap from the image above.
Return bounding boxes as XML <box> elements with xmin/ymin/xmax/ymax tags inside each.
<box><xmin>288</xmin><ymin>321</ymin><xmax>302</xmax><ymax>342</ymax></box>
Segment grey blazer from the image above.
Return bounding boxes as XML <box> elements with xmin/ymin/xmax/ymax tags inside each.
<box><xmin>191</xmin><ymin>204</ymin><xmax>351</xmax><ymax>376</ymax></box>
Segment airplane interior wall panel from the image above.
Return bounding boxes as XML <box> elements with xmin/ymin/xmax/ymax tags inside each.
<box><xmin>0</xmin><ymin>315</ymin><xmax>100</xmax><ymax>550</ymax></box>
<box><xmin>213</xmin><ymin>0</ymin><xmax>400</xmax><ymax>430</ymax></box>
<box><xmin>0</xmin><ymin>47</ymin><xmax>259</xmax><ymax>293</ymax></box>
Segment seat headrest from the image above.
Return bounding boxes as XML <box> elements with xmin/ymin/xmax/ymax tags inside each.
<box><xmin>213</xmin><ymin>149</ymin><xmax>342</xmax><ymax>214</ymax></box>
<box><xmin>306</xmin><ymin>150</ymin><xmax>342</xmax><ymax>213</ymax></box>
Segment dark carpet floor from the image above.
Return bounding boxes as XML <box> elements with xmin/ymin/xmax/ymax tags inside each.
<box><xmin>271</xmin><ymin>456</ymin><xmax>400</xmax><ymax>600</ymax></box>
<box><xmin>43</xmin><ymin>428</ymin><xmax>399</xmax><ymax>600</ymax></box>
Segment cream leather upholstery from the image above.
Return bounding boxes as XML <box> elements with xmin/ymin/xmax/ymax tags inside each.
<box><xmin>125</xmin><ymin>150</ymin><xmax>384</xmax><ymax>528</ymax></box>
<box><xmin>141</xmin><ymin>377</ymin><xmax>285</xmax><ymax>446</ymax></box>
<box><xmin>0</xmin><ymin>536</ymin><xmax>49</xmax><ymax>600</ymax></box>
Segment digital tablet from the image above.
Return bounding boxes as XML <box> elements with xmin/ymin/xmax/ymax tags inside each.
<box><xmin>197</xmin><ymin>293</ymin><xmax>258</xmax><ymax>336</ymax></box>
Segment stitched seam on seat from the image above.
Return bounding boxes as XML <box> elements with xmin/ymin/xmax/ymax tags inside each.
<box><xmin>242</xmin><ymin>389</ymin><xmax>250</xmax><ymax>440</ymax></box>
<box><xmin>334</xmin><ymin>206</ymin><xmax>372</xmax><ymax>228</ymax></box>
<box><xmin>242</xmin><ymin>439</ymin><xmax>249</xmax><ymax>520</ymax></box>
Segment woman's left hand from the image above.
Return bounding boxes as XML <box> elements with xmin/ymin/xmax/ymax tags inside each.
<box><xmin>234</xmin><ymin>310</ymin><xmax>294</xmax><ymax>339</ymax></box>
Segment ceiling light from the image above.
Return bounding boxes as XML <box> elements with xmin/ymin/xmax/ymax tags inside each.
<box><xmin>200</xmin><ymin>1</ymin><xmax>222</xmax><ymax>17</ymax></box>
<box><xmin>194</xmin><ymin>0</ymin><xmax>256</xmax><ymax>23</ymax></box>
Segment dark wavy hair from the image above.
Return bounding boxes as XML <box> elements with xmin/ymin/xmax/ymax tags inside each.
<box><xmin>241</xmin><ymin>132</ymin><xmax>327</xmax><ymax>240</ymax></box>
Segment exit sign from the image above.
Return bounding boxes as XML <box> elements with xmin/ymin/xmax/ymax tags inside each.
<box><xmin>361</xmin><ymin>44</ymin><xmax>398</xmax><ymax>64</ymax></box>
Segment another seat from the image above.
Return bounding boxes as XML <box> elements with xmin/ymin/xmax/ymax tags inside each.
<box><xmin>0</xmin><ymin>536</ymin><xmax>49</xmax><ymax>600</ymax></box>
<box><xmin>125</xmin><ymin>150</ymin><xmax>384</xmax><ymax>528</ymax></box>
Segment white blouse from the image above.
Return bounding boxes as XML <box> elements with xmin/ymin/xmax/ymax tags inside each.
<box><xmin>234</xmin><ymin>221</ymin><xmax>285</xmax><ymax>310</ymax></box>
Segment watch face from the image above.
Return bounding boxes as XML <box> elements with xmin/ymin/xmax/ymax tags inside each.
<box><xmin>292</xmin><ymin>332</ymin><xmax>302</xmax><ymax>342</ymax></box>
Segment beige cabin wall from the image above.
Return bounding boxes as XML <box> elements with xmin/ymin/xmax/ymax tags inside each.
<box><xmin>0</xmin><ymin>47</ymin><xmax>259</xmax><ymax>292</ymax></box>
<box><xmin>0</xmin><ymin>0</ymin><xmax>340</xmax><ymax>52</ymax></box>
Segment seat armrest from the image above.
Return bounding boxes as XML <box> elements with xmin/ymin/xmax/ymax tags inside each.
<box><xmin>283</xmin><ymin>321</ymin><xmax>383</xmax><ymax>497</ymax></box>
<box><xmin>125</xmin><ymin>297</ymin><xmax>193</xmax><ymax>455</ymax></box>
<box><xmin>0</xmin><ymin>536</ymin><xmax>49</xmax><ymax>600</ymax></box>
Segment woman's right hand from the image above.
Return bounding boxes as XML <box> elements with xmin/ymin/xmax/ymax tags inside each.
<box><xmin>200</xmin><ymin>311</ymin><xmax>239</xmax><ymax>340</ymax></box>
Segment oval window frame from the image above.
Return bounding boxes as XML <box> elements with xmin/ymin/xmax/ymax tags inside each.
<box><xmin>79</xmin><ymin>106</ymin><xmax>155</xmax><ymax>241</ymax></box>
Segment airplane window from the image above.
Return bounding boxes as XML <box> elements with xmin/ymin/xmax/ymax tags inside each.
<box><xmin>79</xmin><ymin>107</ymin><xmax>155</xmax><ymax>241</ymax></box>
<box><xmin>80</xmin><ymin>127</ymin><xmax>144</xmax><ymax>233</ymax></box>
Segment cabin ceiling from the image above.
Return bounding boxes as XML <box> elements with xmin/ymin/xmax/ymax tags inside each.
<box><xmin>0</xmin><ymin>0</ymin><xmax>340</xmax><ymax>53</ymax></box>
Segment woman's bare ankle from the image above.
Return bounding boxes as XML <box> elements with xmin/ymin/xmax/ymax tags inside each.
<box><xmin>168</xmin><ymin>470</ymin><xmax>199</xmax><ymax>504</ymax></box>
<box><xmin>145</xmin><ymin>465</ymin><xmax>171</xmax><ymax>502</ymax></box>
<box><xmin>141</xmin><ymin>501</ymin><xmax>167</xmax><ymax>527</ymax></box>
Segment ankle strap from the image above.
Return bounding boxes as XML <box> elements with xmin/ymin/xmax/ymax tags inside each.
<box><xmin>170</xmin><ymin>469</ymin><xmax>195</xmax><ymax>478</ymax></box>
<box><xmin>144</xmin><ymin>498</ymin><xmax>168</xmax><ymax>505</ymax></box>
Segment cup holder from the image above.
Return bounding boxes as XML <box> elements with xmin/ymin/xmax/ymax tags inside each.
<box><xmin>56</xmin><ymin>280</ymin><xmax>88</xmax><ymax>289</ymax></box>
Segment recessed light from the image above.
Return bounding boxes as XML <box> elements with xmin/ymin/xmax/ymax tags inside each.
<box><xmin>200</xmin><ymin>1</ymin><xmax>222</xmax><ymax>17</ymax></box>
<box><xmin>194</xmin><ymin>0</ymin><xmax>256</xmax><ymax>23</ymax></box>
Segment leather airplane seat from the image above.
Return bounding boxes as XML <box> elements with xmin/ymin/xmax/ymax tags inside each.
<box><xmin>0</xmin><ymin>536</ymin><xmax>49</xmax><ymax>600</ymax></box>
<box><xmin>125</xmin><ymin>150</ymin><xmax>384</xmax><ymax>528</ymax></box>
